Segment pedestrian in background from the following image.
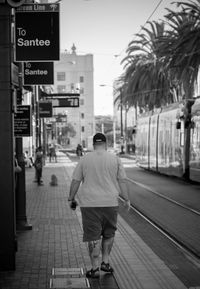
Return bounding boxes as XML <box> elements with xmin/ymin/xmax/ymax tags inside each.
<box><xmin>68</xmin><ymin>133</ymin><xmax>130</xmax><ymax>278</ymax></box>
<box><xmin>34</xmin><ymin>146</ymin><xmax>43</xmax><ymax>186</ymax></box>
<box><xmin>76</xmin><ymin>144</ymin><xmax>83</xmax><ymax>157</ymax></box>
<box><xmin>49</xmin><ymin>144</ymin><xmax>57</xmax><ymax>162</ymax></box>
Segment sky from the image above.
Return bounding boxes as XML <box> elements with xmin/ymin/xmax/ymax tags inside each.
<box><xmin>57</xmin><ymin>0</ymin><xmax>180</xmax><ymax>115</ymax></box>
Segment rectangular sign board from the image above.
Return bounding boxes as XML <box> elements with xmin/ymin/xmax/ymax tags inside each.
<box><xmin>15</xmin><ymin>4</ymin><xmax>60</xmax><ymax>61</ymax></box>
<box><xmin>52</xmin><ymin>98</ymin><xmax>79</xmax><ymax>107</ymax></box>
<box><xmin>14</xmin><ymin>105</ymin><xmax>32</xmax><ymax>137</ymax></box>
<box><xmin>23</xmin><ymin>62</ymin><xmax>54</xmax><ymax>85</ymax></box>
<box><xmin>11</xmin><ymin>63</ymin><xmax>19</xmax><ymax>86</ymax></box>
<box><xmin>39</xmin><ymin>102</ymin><xmax>53</xmax><ymax>118</ymax></box>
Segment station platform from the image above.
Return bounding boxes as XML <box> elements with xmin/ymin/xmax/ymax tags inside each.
<box><xmin>0</xmin><ymin>152</ymin><xmax>190</xmax><ymax>289</ymax></box>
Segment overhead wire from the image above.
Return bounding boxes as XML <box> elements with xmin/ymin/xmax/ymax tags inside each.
<box><xmin>116</xmin><ymin>0</ymin><xmax>165</xmax><ymax>58</ymax></box>
<box><xmin>104</xmin><ymin>0</ymin><xmax>165</xmax><ymax>82</ymax></box>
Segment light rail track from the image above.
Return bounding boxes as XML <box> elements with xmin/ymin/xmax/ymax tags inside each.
<box><xmin>127</xmin><ymin>177</ymin><xmax>200</xmax><ymax>216</ymax></box>
<box><xmin>119</xmin><ymin>179</ymin><xmax>200</xmax><ymax>266</ymax></box>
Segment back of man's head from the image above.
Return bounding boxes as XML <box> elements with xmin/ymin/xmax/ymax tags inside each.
<box><xmin>93</xmin><ymin>133</ymin><xmax>107</xmax><ymax>149</ymax></box>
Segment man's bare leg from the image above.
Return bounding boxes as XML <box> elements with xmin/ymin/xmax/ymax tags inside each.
<box><xmin>101</xmin><ymin>236</ymin><xmax>114</xmax><ymax>264</ymax></box>
<box><xmin>88</xmin><ymin>240</ymin><xmax>101</xmax><ymax>269</ymax></box>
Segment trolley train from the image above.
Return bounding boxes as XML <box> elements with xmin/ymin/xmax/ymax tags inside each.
<box><xmin>135</xmin><ymin>100</ymin><xmax>200</xmax><ymax>182</ymax></box>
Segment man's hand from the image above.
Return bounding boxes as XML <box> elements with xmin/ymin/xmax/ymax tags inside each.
<box><xmin>124</xmin><ymin>199</ymin><xmax>130</xmax><ymax>211</ymax></box>
<box><xmin>68</xmin><ymin>199</ymin><xmax>78</xmax><ymax>210</ymax></box>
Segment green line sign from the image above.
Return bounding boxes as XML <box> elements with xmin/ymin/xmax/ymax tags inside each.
<box><xmin>15</xmin><ymin>4</ymin><xmax>60</xmax><ymax>61</ymax></box>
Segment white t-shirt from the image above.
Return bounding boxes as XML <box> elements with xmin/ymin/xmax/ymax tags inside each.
<box><xmin>72</xmin><ymin>150</ymin><xmax>127</xmax><ymax>207</ymax></box>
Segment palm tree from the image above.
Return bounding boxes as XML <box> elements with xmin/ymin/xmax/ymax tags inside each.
<box><xmin>159</xmin><ymin>0</ymin><xmax>200</xmax><ymax>179</ymax></box>
<box><xmin>120</xmin><ymin>0</ymin><xmax>200</xmax><ymax>179</ymax></box>
<box><xmin>120</xmin><ymin>21</ymin><xmax>175</xmax><ymax>112</ymax></box>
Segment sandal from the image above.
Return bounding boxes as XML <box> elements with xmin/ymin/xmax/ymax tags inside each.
<box><xmin>86</xmin><ymin>267</ymin><xmax>100</xmax><ymax>278</ymax></box>
<box><xmin>100</xmin><ymin>262</ymin><xmax>114</xmax><ymax>273</ymax></box>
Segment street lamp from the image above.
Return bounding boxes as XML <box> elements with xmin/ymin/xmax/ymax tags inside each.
<box><xmin>99</xmin><ymin>84</ymin><xmax>124</xmax><ymax>153</ymax></box>
<box><xmin>119</xmin><ymin>87</ymin><xmax>124</xmax><ymax>154</ymax></box>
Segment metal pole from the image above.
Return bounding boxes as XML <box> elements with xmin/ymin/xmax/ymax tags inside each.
<box><xmin>0</xmin><ymin>4</ymin><xmax>16</xmax><ymax>270</ymax></box>
<box><xmin>113</xmin><ymin>117</ymin><xmax>116</xmax><ymax>149</ymax></box>
<box><xmin>120</xmin><ymin>92</ymin><xmax>123</xmax><ymax>138</ymax></box>
<box><xmin>125</xmin><ymin>107</ymin><xmax>128</xmax><ymax>153</ymax></box>
<box><xmin>120</xmin><ymin>90</ymin><xmax>124</xmax><ymax>154</ymax></box>
<box><xmin>101</xmin><ymin>123</ymin><xmax>104</xmax><ymax>133</ymax></box>
<box><xmin>35</xmin><ymin>86</ymin><xmax>40</xmax><ymax>148</ymax></box>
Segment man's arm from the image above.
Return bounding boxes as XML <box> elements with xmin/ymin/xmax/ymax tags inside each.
<box><xmin>118</xmin><ymin>179</ymin><xmax>130</xmax><ymax>210</ymax></box>
<box><xmin>68</xmin><ymin>179</ymin><xmax>81</xmax><ymax>201</ymax></box>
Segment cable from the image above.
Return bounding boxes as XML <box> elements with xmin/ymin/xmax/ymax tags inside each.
<box><xmin>145</xmin><ymin>0</ymin><xmax>164</xmax><ymax>27</ymax></box>
<box><xmin>103</xmin><ymin>0</ymin><xmax>165</xmax><ymax>82</ymax></box>
<box><xmin>117</xmin><ymin>0</ymin><xmax>165</xmax><ymax>58</ymax></box>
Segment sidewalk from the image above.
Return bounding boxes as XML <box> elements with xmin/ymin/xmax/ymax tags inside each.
<box><xmin>0</xmin><ymin>152</ymin><xmax>189</xmax><ymax>289</ymax></box>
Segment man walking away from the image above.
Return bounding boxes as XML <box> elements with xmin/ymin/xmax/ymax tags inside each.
<box><xmin>68</xmin><ymin>133</ymin><xmax>130</xmax><ymax>278</ymax></box>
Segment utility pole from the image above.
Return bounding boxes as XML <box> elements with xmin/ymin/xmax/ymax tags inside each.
<box><xmin>0</xmin><ymin>3</ymin><xmax>16</xmax><ymax>270</ymax></box>
<box><xmin>35</xmin><ymin>86</ymin><xmax>40</xmax><ymax>148</ymax></box>
<box><xmin>120</xmin><ymin>89</ymin><xmax>124</xmax><ymax>154</ymax></box>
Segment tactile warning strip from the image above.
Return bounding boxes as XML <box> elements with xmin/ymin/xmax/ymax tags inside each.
<box><xmin>49</xmin><ymin>277</ymin><xmax>90</xmax><ymax>289</ymax></box>
<box><xmin>52</xmin><ymin>268</ymin><xmax>84</xmax><ymax>278</ymax></box>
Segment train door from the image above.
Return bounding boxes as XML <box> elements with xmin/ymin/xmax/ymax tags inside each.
<box><xmin>136</xmin><ymin>115</ymin><xmax>150</xmax><ymax>168</ymax></box>
<box><xmin>190</xmin><ymin>114</ymin><xmax>200</xmax><ymax>182</ymax></box>
<box><xmin>149</xmin><ymin>114</ymin><xmax>159</xmax><ymax>171</ymax></box>
<box><xmin>158</xmin><ymin>107</ymin><xmax>183</xmax><ymax>177</ymax></box>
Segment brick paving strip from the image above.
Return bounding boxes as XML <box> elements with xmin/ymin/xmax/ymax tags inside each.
<box><xmin>0</xmin><ymin>153</ymin><xmax>189</xmax><ymax>289</ymax></box>
<box><xmin>0</xmin><ymin>158</ymin><xmax>90</xmax><ymax>289</ymax></box>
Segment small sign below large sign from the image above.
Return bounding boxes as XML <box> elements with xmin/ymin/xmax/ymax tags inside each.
<box><xmin>14</xmin><ymin>105</ymin><xmax>32</xmax><ymax>137</ymax></box>
<box><xmin>23</xmin><ymin>62</ymin><xmax>54</xmax><ymax>85</ymax></box>
<box><xmin>11</xmin><ymin>63</ymin><xmax>19</xmax><ymax>86</ymax></box>
<box><xmin>15</xmin><ymin>3</ymin><xmax>60</xmax><ymax>61</ymax></box>
<box><xmin>39</xmin><ymin>102</ymin><xmax>53</xmax><ymax>118</ymax></box>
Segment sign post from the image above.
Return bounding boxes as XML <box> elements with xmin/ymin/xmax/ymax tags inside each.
<box><xmin>0</xmin><ymin>4</ymin><xmax>16</xmax><ymax>270</ymax></box>
<box><xmin>15</xmin><ymin>3</ymin><xmax>60</xmax><ymax>61</ymax></box>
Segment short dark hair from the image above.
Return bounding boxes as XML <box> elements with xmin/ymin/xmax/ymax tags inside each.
<box><xmin>93</xmin><ymin>133</ymin><xmax>106</xmax><ymax>144</ymax></box>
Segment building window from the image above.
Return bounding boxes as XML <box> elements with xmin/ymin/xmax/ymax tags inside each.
<box><xmin>81</xmin><ymin>113</ymin><xmax>84</xmax><ymax>119</ymax></box>
<box><xmin>71</xmin><ymin>83</ymin><xmax>75</xmax><ymax>91</ymax></box>
<box><xmin>80</xmin><ymin>76</ymin><xmax>84</xmax><ymax>83</ymax></box>
<box><xmin>57</xmin><ymin>72</ymin><xmax>66</xmax><ymax>81</ymax></box>
<box><xmin>57</xmin><ymin>85</ymin><xmax>66</xmax><ymax>93</ymax></box>
<box><xmin>80</xmin><ymin>99</ymin><xmax>84</xmax><ymax>105</ymax></box>
<box><xmin>80</xmin><ymin>88</ymin><xmax>84</xmax><ymax>94</ymax></box>
<box><xmin>81</xmin><ymin>126</ymin><xmax>85</xmax><ymax>132</ymax></box>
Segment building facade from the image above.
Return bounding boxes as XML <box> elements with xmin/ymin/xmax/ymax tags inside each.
<box><xmin>52</xmin><ymin>45</ymin><xmax>95</xmax><ymax>149</ymax></box>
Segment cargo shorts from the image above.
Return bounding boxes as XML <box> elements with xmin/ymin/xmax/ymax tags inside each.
<box><xmin>80</xmin><ymin>206</ymin><xmax>119</xmax><ymax>242</ymax></box>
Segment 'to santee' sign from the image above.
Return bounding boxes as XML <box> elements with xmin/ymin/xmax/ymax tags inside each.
<box><xmin>15</xmin><ymin>4</ymin><xmax>60</xmax><ymax>61</ymax></box>
<box><xmin>23</xmin><ymin>62</ymin><xmax>54</xmax><ymax>85</ymax></box>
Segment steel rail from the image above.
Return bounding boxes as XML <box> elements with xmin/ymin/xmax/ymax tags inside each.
<box><xmin>119</xmin><ymin>196</ymin><xmax>200</xmax><ymax>266</ymax></box>
<box><xmin>127</xmin><ymin>177</ymin><xmax>200</xmax><ymax>216</ymax></box>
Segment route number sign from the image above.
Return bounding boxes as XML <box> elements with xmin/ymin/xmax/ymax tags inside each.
<box><xmin>51</xmin><ymin>98</ymin><xmax>79</xmax><ymax>108</ymax></box>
